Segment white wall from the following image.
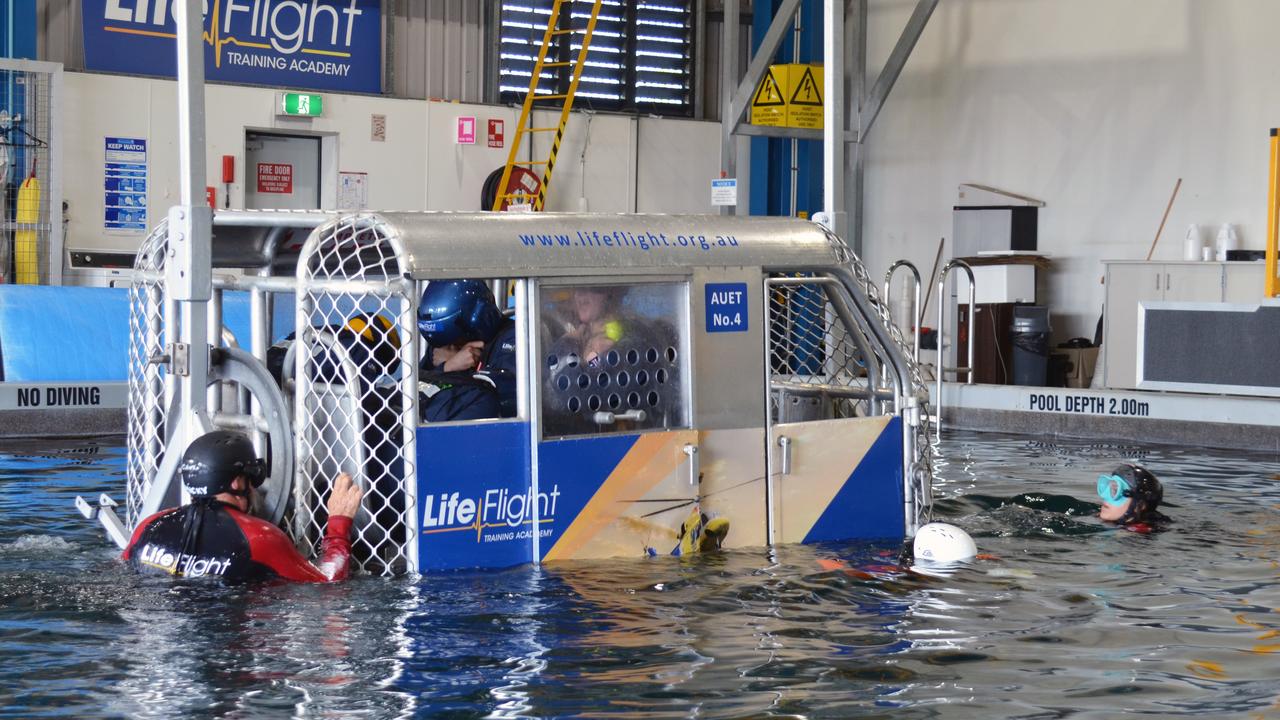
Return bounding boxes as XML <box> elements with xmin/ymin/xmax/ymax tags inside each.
<box><xmin>862</xmin><ymin>0</ymin><xmax>1280</xmax><ymax>340</ymax></box>
<box><xmin>62</xmin><ymin>72</ymin><xmax>726</xmax><ymax>254</ymax></box>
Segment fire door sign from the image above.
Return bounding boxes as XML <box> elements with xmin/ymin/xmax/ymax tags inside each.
<box><xmin>256</xmin><ymin>163</ymin><xmax>293</xmax><ymax>194</ymax></box>
<box><xmin>488</xmin><ymin>119</ymin><xmax>504</xmax><ymax>148</ymax></box>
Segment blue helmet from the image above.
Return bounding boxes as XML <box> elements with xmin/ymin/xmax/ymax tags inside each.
<box><xmin>418</xmin><ymin>280</ymin><xmax>502</xmax><ymax>347</ymax></box>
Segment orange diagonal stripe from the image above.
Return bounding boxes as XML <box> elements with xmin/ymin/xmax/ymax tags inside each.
<box><xmin>543</xmin><ymin>431</ymin><xmax>696</xmax><ymax>561</ymax></box>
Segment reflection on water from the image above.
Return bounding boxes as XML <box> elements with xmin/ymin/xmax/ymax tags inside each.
<box><xmin>2</xmin><ymin>433</ymin><xmax>1280</xmax><ymax>718</ymax></box>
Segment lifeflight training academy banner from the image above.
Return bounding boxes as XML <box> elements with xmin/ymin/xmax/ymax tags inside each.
<box><xmin>82</xmin><ymin>0</ymin><xmax>382</xmax><ymax>94</ymax></box>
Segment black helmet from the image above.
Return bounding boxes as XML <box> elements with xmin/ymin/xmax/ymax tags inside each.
<box><xmin>1106</xmin><ymin>463</ymin><xmax>1162</xmax><ymax>523</ymax></box>
<box><xmin>179</xmin><ymin>431</ymin><xmax>267</xmax><ymax>498</ymax></box>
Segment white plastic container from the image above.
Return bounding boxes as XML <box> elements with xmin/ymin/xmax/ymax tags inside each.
<box><xmin>1215</xmin><ymin>223</ymin><xmax>1239</xmax><ymax>261</ymax></box>
<box><xmin>1183</xmin><ymin>224</ymin><xmax>1203</xmax><ymax>261</ymax></box>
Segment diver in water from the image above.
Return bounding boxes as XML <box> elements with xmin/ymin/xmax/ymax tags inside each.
<box><xmin>1097</xmin><ymin>463</ymin><xmax>1169</xmax><ymax>532</ymax></box>
<box><xmin>123</xmin><ymin>431</ymin><xmax>363</xmax><ymax>583</ymax></box>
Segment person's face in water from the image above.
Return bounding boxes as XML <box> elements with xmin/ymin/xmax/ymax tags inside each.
<box><xmin>1098</xmin><ymin>497</ymin><xmax>1130</xmax><ymax>522</ymax></box>
<box><xmin>574</xmin><ymin>289</ymin><xmax>611</xmax><ymax>324</ymax></box>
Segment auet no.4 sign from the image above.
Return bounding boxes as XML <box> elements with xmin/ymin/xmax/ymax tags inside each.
<box><xmin>82</xmin><ymin>0</ymin><xmax>382</xmax><ymax>94</ymax></box>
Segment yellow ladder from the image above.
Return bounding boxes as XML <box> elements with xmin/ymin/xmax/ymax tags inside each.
<box><xmin>492</xmin><ymin>0</ymin><xmax>603</xmax><ymax>212</ymax></box>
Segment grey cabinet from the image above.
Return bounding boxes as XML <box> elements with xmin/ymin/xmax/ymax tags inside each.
<box><xmin>1101</xmin><ymin>261</ymin><xmax>1265</xmax><ymax>389</ymax></box>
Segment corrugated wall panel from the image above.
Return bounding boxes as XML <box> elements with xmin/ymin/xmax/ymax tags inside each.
<box><xmin>392</xmin><ymin>0</ymin><xmax>488</xmax><ymax>102</ymax></box>
<box><xmin>37</xmin><ymin>1</ymin><xmax>84</xmax><ymax>71</ymax></box>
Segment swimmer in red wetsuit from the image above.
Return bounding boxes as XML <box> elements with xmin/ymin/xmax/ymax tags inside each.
<box><xmin>1097</xmin><ymin>463</ymin><xmax>1169</xmax><ymax>532</ymax></box>
<box><xmin>123</xmin><ymin>431</ymin><xmax>363</xmax><ymax>583</ymax></box>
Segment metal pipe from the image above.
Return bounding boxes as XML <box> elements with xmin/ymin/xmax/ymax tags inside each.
<box><xmin>935</xmin><ymin>259</ymin><xmax>976</xmax><ymax>439</ymax></box>
<box><xmin>769</xmin><ymin>381</ymin><xmax>896</xmax><ymax>403</ymax></box>
<box><xmin>883</xmin><ymin>260</ymin><xmax>922</xmax><ymax>362</ymax></box>
<box><xmin>789</xmin><ymin>7</ymin><xmax>801</xmax><ymax>220</ymax></box>
<box><xmin>822</xmin><ymin>0</ymin><xmax>847</xmax><ymax>241</ymax></box>
<box><xmin>525</xmin><ymin>279</ymin><xmax>543</xmax><ymax>562</ymax></box>
<box><xmin>207</xmin><ymin>289</ymin><xmax>223</xmax><ymax>412</ymax></box>
<box><xmin>762</xmin><ymin>273</ymin><xmax>777</xmax><ymax>545</ymax></box>
<box><xmin>133</xmin><ymin>270</ymin><xmax>414</xmax><ymax>298</ymax></box>
<box><xmin>397</xmin><ymin>277</ymin><xmax>420</xmax><ymax>573</ymax></box>
<box><xmin>719</xmin><ymin>0</ymin><xmax>739</xmax><ymax>217</ymax></box>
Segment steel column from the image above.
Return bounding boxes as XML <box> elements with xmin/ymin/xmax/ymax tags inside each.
<box><xmin>169</xmin><ymin>0</ymin><xmax>212</xmax><ymax>426</ymax></box>
<box><xmin>720</xmin><ymin>0</ymin><xmax>740</xmax><ymax>215</ymax></box>
<box><xmin>822</xmin><ymin>0</ymin><xmax>847</xmax><ymax>241</ymax></box>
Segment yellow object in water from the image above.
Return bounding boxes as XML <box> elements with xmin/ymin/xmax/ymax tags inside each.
<box><xmin>675</xmin><ymin>508</ymin><xmax>730</xmax><ymax>556</ymax></box>
<box><xmin>15</xmin><ymin>173</ymin><xmax>41</xmax><ymax>284</ymax></box>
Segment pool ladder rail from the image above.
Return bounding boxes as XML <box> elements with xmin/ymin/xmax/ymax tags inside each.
<box><xmin>884</xmin><ymin>258</ymin><xmax>977</xmax><ymax>438</ymax></box>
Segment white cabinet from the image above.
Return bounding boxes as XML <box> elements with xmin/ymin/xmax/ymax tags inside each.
<box><xmin>1102</xmin><ymin>261</ymin><xmax>1264</xmax><ymax>389</ymax></box>
<box><xmin>1224</xmin><ymin>263</ymin><xmax>1268</xmax><ymax>304</ymax></box>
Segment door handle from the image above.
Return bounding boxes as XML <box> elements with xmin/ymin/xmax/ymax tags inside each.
<box><xmin>592</xmin><ymin>409</ymin><xmax>647</xmax><ymax>425</ymax></box>
<box><xmin>682</xmin><ymin>444</ymin><xmax>699</xmax><ymax>486</ymax></box>
<box><xmin>777</xmin><ymin>435</ymin><xmax>793</xmax><ymax>476</ymax></box>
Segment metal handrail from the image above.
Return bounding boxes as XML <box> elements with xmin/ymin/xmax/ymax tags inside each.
<box><xmin>935</xmin><ymin>259</ymin><xmax>976</xmax><ymax>438</ymax></box>
<box><xmin>883</xmin><ymin>260</ymin><xmax>922</xmax><ymax>363</ymax></box>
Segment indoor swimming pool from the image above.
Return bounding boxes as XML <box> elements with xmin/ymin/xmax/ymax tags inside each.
<box><xmin>2</xmin><ymin>431</ymin><xmax>1277</xmax><ymax>718</ymax></box>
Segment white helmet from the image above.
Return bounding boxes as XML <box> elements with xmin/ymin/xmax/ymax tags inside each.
<box><xmin>912</xmin><ymin>522</ymin><xmax>977</xmax><ymax>564</ymax></box>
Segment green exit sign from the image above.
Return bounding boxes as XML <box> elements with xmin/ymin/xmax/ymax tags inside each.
<box><xmin>278</xmin><ymin>92</ymin><xmax>323</xmax><ymax>117</ymax></box>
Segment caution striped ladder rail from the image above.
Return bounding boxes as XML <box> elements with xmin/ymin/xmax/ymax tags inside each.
<box><xmin>492</xmin><ymin>0</ymin><xmax>604</xmax><ymax>212</ymax></box>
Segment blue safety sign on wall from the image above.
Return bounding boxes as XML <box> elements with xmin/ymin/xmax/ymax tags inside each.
<box><xmin>104</xmin><ymin>137</ymin><xmax>147</xmax><ymax>232</ymax></box>
<box><xmin>81</xmin><ymin>0</ymin><xmax>383</xmax><ymax>94</ymax></box>
<box><xmin>705</xmin><ymin>282</ymin><xmax>748</xmax><ymax>333</ymax></box>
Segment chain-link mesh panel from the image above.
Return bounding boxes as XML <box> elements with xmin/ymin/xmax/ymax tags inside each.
<box><xmin>126</xmin><ymin>223</ymin><xmax>170</xmax><ymax>528</ymax></box>
<box><xmin>0</xmin><ymin>62</ymin><xmax>59</xmax><ymax>285</ymax></box>
<box><xmin>296</xmin><ymin>215</ymin><xmax>418</xmax><ymax>576</ymax></box>
<box><xmin>766</xmin><ymin>280</ymin><xmax>874</xmax><ymax>422</ymax></box>
<box><xmin>817</xmin><ymin>227</ymin><xmax>934</xmax><ymax>532</ymax></box>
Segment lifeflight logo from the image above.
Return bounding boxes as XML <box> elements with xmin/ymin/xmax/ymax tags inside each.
<box><xmin>138</xmin><ymin>543</ymin><xmax>231</xmax><ymax>578</ymax></box>
<box><xmin>100</xmin><ymin>0</ymin><xmax>365</xmax><ymax>59</ymax></box>
<box><xmin>422</xmin><ymin>485</ymin><xmax>561</xmax><ymax>543</ymax></box>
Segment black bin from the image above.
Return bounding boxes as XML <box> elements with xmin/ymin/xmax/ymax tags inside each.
<box><xmin>1010</xmin><ymin>306</ymin><xmax>1051</xmax><ymax>386</ymax></box>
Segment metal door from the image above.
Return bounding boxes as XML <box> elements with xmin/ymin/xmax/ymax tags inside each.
<box><xmin>764</xmin><ymin>276</ymin><xmax>906</xmax><ymax>545</ymax></box>
<box><xmin>244</xmin><ymin>132</ymin><xmax>320</xmax><ymax>210</ymax></box>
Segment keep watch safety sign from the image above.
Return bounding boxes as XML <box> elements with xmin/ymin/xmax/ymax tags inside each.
<box><xmin>750</xmin><ymin>64</ymin><xmax>824</xmax><ymax>130</ymax></box>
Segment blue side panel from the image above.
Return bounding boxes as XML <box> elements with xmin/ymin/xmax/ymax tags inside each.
<box><xmin>221</xmin><ymin>292</ymin><xmax>296</xmax><ymax>348</ymax></box>
<box><xmin>0</xmin><ymin>286</ymin><xmax>295</xmax><ymax>382</ymax></box>
<box><xmin>536</xmin><ymin>434</ymin><xmax>640</xmax><ymax>561</ymax></box>
<box><xmin>416</xmin><ymin>422</ymin><xmax>532</xmax><ymax>572</ymax></box>
<box><xmin>0</xmin><ymin>286</ymin><xmax>131</xmax><ymax>381</ymax></box>
<box><xmin>804</xmin><ymin>417</ymin><xmax>906</xmax><ymax>543</ymax></box>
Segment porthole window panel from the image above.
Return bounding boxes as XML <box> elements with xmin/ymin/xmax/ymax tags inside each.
<box><xmin>539</xmin><ymin>281</ymin><xmax>690</xmax><ymax>437</ymax></box>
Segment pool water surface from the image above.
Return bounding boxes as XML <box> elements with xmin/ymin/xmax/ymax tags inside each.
<box><xmin>1</xmin><ymin>432</ymin><xmax>1278</xmax><ymax>718</ymax></box>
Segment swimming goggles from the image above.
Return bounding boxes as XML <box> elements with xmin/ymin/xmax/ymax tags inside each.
<box><xmin>1096</xmin><ymin>473</ymin><xmax>1132</xmax><ymax>506</ymax></box>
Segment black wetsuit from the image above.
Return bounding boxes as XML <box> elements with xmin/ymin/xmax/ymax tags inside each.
<box><xmin>123</xmin><ymin>501</ymin><xmax>354</xmax><ymax>583</ymax></box>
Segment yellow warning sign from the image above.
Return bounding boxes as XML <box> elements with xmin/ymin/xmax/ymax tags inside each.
<box><xmin>748</xmin><ymin>64</ymin><xmax>824</xmax><ymax>130</ymax></box>
<box><xmin>749</xmin><ymin>67</ymin><xmax>788</xmax><ymax>126</ymax></box>
<box><xmin>787</xmin><ymin>65</ymin><xmax>823</xmax><ymax>129</ymax></box>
